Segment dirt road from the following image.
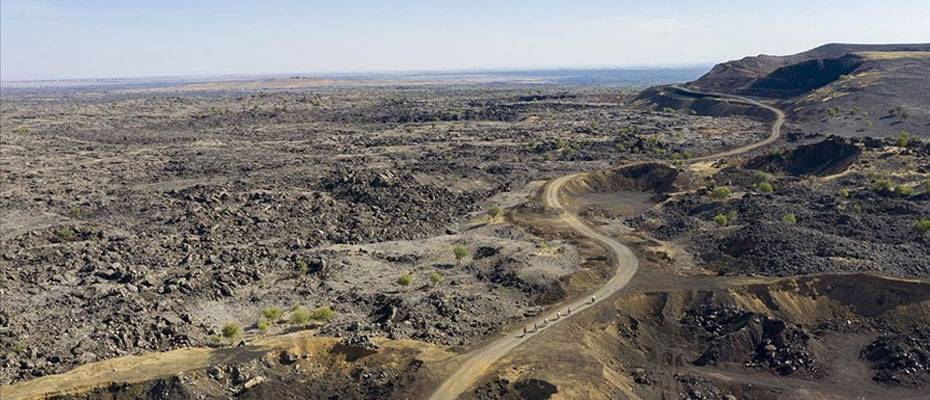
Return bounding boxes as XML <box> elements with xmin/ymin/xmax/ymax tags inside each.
<box><xmin>668</xmin><ymin>85</ymin><xmax>786</xmax><ymax>162</ymax></box>
<box><xmin>428</xmin><ymin>88</ymin><xmax>784</xmax><ymax>400</ymax></box>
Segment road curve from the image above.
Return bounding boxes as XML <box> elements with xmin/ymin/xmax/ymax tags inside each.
<box><xmin>428</xmin><ymin>87</ymin><xmax>784</xmax><ymax>400</ymax></box>
<box><xmin>668</xmin><ymin>85</ymin><xmax>785</xmax><ymax>162</ymax></box>
<box><xmin>428</xmin><ymin>174</ymin><xmax>639</xmax><ymax>400</ymax></box>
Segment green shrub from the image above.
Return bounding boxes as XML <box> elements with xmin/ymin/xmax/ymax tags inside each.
<box><xmin>851</xmin><ymin>202</ymin><xmax>862</xmax><ymax>213</ymax></box>
<box><xmin>727</xmin><ymin>211</ymin><xmax>737</xmax><ymax>222</ymax></box>
<box><xmin>396</xmin><ymin>273</ymin><xmax>412</xmax><ymax>286</ymax></box>
<box><xmin>710</xmin><ymin>187</ymin><xmax>731</xmax><ymax>200</ymax></box>
<box><xmin>871</xmin><ymin>178</ymin><xmax>894</xmax><ymax>192</ymax></box>
<box><xmin>11</xmin><ymin>341</ymin><xmax>26</xmax><ymax>354</ymax></box>
<box><xmin>713</xmin><ymin>213</ymin><xmax>729</xmax><ymax>226</ymax></box>
<box><xmin>897</xmin><ymin>131</ymin><xmax>910</xmax><ymax>147</ymax></box>
<box><xmin>295</xmin><ymin>259</ymin><xmax>308</xmax><ymax>274</ymax></box>
<box><xmin>290</xmin><ymin>306</ymin><xmax>311</xmax><ymax>325</ymax></box>
<box><xmin>309</xmin><ymin>306</ymin><xmax>336</xmax><ymax>322</ymax></box>
<box><xmin>256</xmin><ymin>319</ymin><xmax>270</xmax><ymax>332</ymax></box>
<box><xmin>429</xmin><ymin>271</ymin><xmax>442</xmax><ymax>286</ymax></box>
<box><xmin>13</xmin><ymin>126</ymin><xmax>28</xmax><ymax>134</ymax></box>
<box><xmin>56</xmin><ymin>227</ymin><xmax>77</xmax><ymax>242</ymax></box>
<box><xmin>221</xmin><ymin>323</ymin><xmax>241</xmax><ymax>340</ymax></box>
<box><xmin>453</xmin><ymin>244</ymin><xmax>468</xmax><ymax>261</ymax></box>
<box><xmin>896</xmin><ymin>185</ymin><xmax>914</xmax><ymax>197</ymax></box>
<box><xmin>915</xmin><ymin>219</ymin><xmax>930</xmax><ymax>234</ymax></box>
<box><xmin>487</xmin><ymin>205</ymin><xmax>502</xmax><ymax>219</ymax></box>
<box><xmin>69</xmin><ymin>205</ymin><xmax>82</xmax><ymax>216</ymax></box>
<box><xmin>782</xmin><ymin>213</ymin><xmax>797</xmax><ymax>224</ymax></box>
<box><xmin>839</xmin><ymin>188</ymin><xmax>850</xmax><ymax>198</ymax></box>
<box><xmin>756</xmin><ymin>182</ymin><xmax>774</xmax><ymax>193</ymax></box>
<box><xmin>262</xmin><ymin>306</ymin><xmax>283</xmax><ymax>322</ymax></box>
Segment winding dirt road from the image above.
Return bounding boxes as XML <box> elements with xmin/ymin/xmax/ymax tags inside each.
<box><xmin>428</xmin><ymin>87</ymin><xmax>784</xmax><ymax>400</ymax></box>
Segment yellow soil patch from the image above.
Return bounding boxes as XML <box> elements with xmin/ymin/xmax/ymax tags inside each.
<box><xmin>854</xmin><ymin>51</ymin><xmax>930</xmax><ymax>60</ymax></box>
<box><xmin>1</xmin><ymin>333</ymin><xmax>450</xmax><ymax>400</ymax></box>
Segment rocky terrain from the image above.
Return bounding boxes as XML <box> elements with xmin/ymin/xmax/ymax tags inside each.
<box><xmin>464</xmin><ymin>273</ymin><xmax>930</xmax><ymax>400</ymax></box>
<box><xmin>0</xmin><ymin>84</ymin><xmax>765</xmax><ymax>385</ymax></box>
<box><xmin>1</xmin><ymin>51</ymin><xmax>928</xmax><ymax>400</ymax></box>
<box><xmin>628</xmin><ymin>136</ymin><xmax>930</xmax><ymax>278</ymax></box>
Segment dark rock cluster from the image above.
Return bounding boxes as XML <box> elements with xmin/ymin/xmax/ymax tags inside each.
<box><xmin>862</xmin><ymin>328</ymin><xmax>930</xmax><ymax>386</ymax></box>
<box><xmin>683</xmin><ymin>305</ymin><xmax>818</xmax><ymax>376</ymax></box>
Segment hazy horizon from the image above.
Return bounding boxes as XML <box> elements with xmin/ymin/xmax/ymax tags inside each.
<box><xmin>2</xmin><ymin>0</ymin><xmax>929</xmax><ymax>81</ymax></box>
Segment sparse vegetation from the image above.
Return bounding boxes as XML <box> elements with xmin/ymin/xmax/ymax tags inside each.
<box><xmin>896</xmin><ymin>185</ymin><xmax>914</xmax><ymax>197</ymax></box>
<box><xmin>710</xmin><ymin>186</ymin><xmax>731</xmax><ymax>200</ymax></box>
<box><xmin>782</xmin><ymin>213</ymin><xmax>797</xmax><ymax>224</ymax></box>
<box><xmin>11</xmin><ymin>341</ymin><xmax>26</xmax><ymax>354</ymax></box>
<box><xmin>453</xmin><ymin>244</ymin><xmax>468</xmax><ymax>262</ymax></box>
<box><xmin>713</xmin><ymin>211</ymin><xmax>738</xmax><ymax>226</ymax></box>
<box><xmin>487</xmin><ymin>205</ymin><xmax>502</xmax><ymax>219</ymax></box>
<box><xmin>262</xmin><ymin>306</ymin><xmax>284</xmax><ymax>323</ymax></box>
<box><xmin>839</xmin><ymin>188</ymin><xmax>850</xmax><ymax>198</ymax></box>
<box><xmin>56</xmin><ymin>227</ymin><xmax>77</xmax><ymax>242</ymax></box>
<box><xmin>870</xmin><ymin>177</ymin><xmax>894</xmax><ymax>192</ymax></box>
<box><xmin>429</xmin><ymin>271</ymin><xmax>442</xmax><ymax>286</ymax></box>
<box><xmin>256</xmin><ymin>319</ymin><xmax>270</xmax><ymax>332</ymax></box>
<box><xmin>221</xmin><ymin>323</ymin><xmax>241</xmax><ymax>341</ymax></box>
<box><xmin>396</xmin><ymin>273</ymin><xmax>413</xmax><ymax>286</ymax></box>
<box><xmin>290</xmin><ymin>306</ymin><xmax>311</xmax><ymax>325</ymax></box>
<box><xmin>756</xmin><ymin>182</ymin><xmax>774</xmax><ymax>193</ymax></box>
<box><xmin>295</xmin><ymin>259</ymin><xmax>308</xmax><ymax>274</ymax></box>
<box><xmin>309</xmin><ymin>306</ymin><xmax>336</xmax><ymax>322</ymax></box>
<box><xmin>897</xmin><ymin>131</ymin><xmax>910</xmax><ymax>147</ymax></box>
<box><xmin>914</xmin><ymin>219</ymin><xmax>930</xmax><ymax>234</ymax></box>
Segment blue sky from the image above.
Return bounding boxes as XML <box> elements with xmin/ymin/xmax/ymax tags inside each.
<box><xmin>2</xmin><ymin>0</ymin><xmax>929</xmax><ymax>80</ymax></box>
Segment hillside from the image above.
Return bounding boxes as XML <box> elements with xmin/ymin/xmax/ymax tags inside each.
<box><xmin>639</xmin><ymin>43</ymin><xmax>930</xmax><ymax>138</ymax></box>
<box><xmin>696</xmin><ymin>43</ymin><xmax>930</xmax><ymax>138</ymax></box>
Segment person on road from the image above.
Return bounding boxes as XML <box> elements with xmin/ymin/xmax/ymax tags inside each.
<box><xmin>567</xmin><ymin>307</ymin><xmax>571</xmax><ymax>315</ymax></box>
<box><xmin>591</xmin><ymin>295</ymin><xmax>596</xmax><ymax>304</ymax></box>
<box><xmin>555</xmin><ymin>311</ymin><xmax>560</xmax><ymax>320</ymax></box>
<box><xmin>523</xmin><ymin>326</ymin><xmax>527</xmax><ymax>336</ymax></box>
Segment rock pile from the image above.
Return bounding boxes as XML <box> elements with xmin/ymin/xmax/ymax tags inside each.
<box><xmin>682</xmin><ymin>305</ymin><xmax>818</xmax><ymax>376</ymax></box>
<box><xmin>862</xmin><ymin>328</ymin><xmax>930</xmax><ymax>386</ymax></box>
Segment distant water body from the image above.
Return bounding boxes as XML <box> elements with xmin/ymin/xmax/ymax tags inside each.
<box><xmin>1</xmin><ymin>67</ymin><xmax>711</xmax><ymax>94</ymax></box>
<box><xmin>383</xmin><ymin>67</ymin><xmax>712</xmax><ymax>87</ymax></box>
